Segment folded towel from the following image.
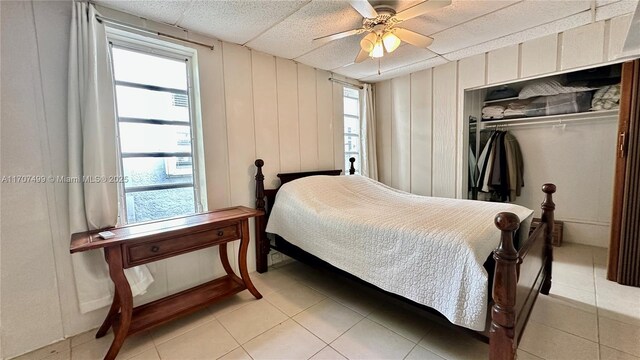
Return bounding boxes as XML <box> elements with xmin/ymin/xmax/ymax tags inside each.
<box><xmin>482</xmin><ymin>105</ymin><xmax>505</xmax><ymax>114</ymax></box>
<box><xmin>482</xmin><ymin>105</ymin><xmax>505</xmax><ymax>120</ymax></box>
<box><xmin>482</xmin><ymin>114</ymin><xmax>505</xmax><ymax>120</ymax></box>
<box><xmin>502</xmin><ymin>100</ymin><xmax>529</xmax><ymax>118</ymax></box>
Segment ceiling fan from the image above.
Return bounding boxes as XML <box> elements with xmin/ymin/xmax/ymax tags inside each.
<box><xmin>314</xmin><ymin>0</ymin><xmax>452</xmax><ymax>63</ymax></box>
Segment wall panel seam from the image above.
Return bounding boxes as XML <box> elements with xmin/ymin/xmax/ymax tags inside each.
<box><xmin>391</xmin><ymin>80</ymin><xmax>395</xmax><ymax>185</ymax></box>
<box><xmin>409</xmin><ymin>75</ymin><xmax>412</xmax><ymax>192</ymax></box>
<box><xmin>315</xmin><ymin>69</ymin><xmax>321</xmax><ymax>165</ymax></box>
<box><xmin>249</xmin><ymin>50</ymin><xmax>258</xmax><ymax>164</ymax></box>
<box><xmin>430</xmin><ymin>68</ymin><xmax>434</xmax><ymax>196</ymax></box>
<box><xmin>484</xmin><ymin>52</ymin><xmax>489</xmax><ymax>85</ymax></box>
<box><xmin>556</xmin><ymin>32</ymin><xmax>563</xmax><ymax>72</ymax></box>
<box><xmin>296</xmin><ymin>64</ymin><xmax>302</xmax><ymax>170</ymax></box>
<box><xmin>603</xmin><ymin>19</ymin><xmax>611</xmax><ymax>62</ymax></box>
<box><xmin>455</xmin><ymin>60</ymin><xmax>461</xmax><ymax>198</ymax></box>
<box><xmin>220</xmin><ymin>44</ymin><xmax>233</xmax><ymax>206</ymax></box>
<box><xmin>275</xmin><ymin>57</ymin><xmax>282</xmax><ymax>173</ymax></box>
<box><xmin>517</xmin><ymin>43</ymin><xmax>523</xmax><ymax>79</ymax></box>
<box><xmin>28</xmin><ymin>0</ymin><xmax>66</xmax><ymax>338</ymax></box>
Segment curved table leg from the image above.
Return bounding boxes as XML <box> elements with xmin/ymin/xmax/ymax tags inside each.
<box><xmin>95</xmin><ymin>287</ymin><xmax>119</xmax><ymax>338</ymax></box>
<box><xmin>103</xmin><ymin>246</ymin><xmax>133</xmax><ymax>360</ymax></box>
<box><xmin>96</xmin><ymin>248</ymin><xmax>120</xmax><ymax>338</ymax></box>
<box><xmin>239</xmin><ymin>220</ymin><xmax>262</xmax><ymax>299</ymax></box>
<box><xmin>219</xmin><ymin>243</ymin><xmax>235</xmax><ymax>277</ymax></box>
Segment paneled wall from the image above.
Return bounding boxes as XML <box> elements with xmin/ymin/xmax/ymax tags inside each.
<box><xmin>0</xmin><ymin>2</ymin><xmax>349</xmax><ymax>358</ymax></box>
<box><xmin>1</xmin><ymin>2</ymin><xmax>66</xmax><ymax>356</ymax></box>
<box><xmin>375</xmin><ymin>14</ymin><xmax>634</xmax><ymax>247</ymax></box>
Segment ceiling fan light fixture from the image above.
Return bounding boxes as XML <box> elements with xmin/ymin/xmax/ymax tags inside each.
<box><xmin>360</xmin><ymin>32</ymin><xmax>377</xmax><ymax>53</ymax></box>
<box><xmin>382</xmin><ymin>31</ymin><xmax>401</xmax><ymax>53</ymax></box>
<box><xmin>370</xmin><ymin>38</ymin><xmax>384</xmax><ymax>58</ymax></box>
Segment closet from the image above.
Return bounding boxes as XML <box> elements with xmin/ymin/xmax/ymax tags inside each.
<box><xmin>464</xmin><ymin>63</ymin><xmax>623</xmax><ymax>248</ymax></box>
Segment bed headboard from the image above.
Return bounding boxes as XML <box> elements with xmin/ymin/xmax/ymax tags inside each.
<box><xmin>267</xmin><ymin>157</ymin><xmax>356</xmax><ymax>185</ymax></box>
<box><xmin>255</xmin><ymin>157</ymin><xmax>356</xmax><ymax>211</ymax></box>
<box><xmin>253</xmin><ymin>157</ymin><xmax>355</xmax><ymax>272</ymax></box>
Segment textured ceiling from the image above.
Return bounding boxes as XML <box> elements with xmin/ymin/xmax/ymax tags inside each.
<box><xmin>95</xmin><ymin>0</ymin><xmax>639</xmax><ymax>82</ymax></box>
<box><xmin>246</xmin><ymin>1</ymin><xmax>363</xmax><ymax>59</ymax></box>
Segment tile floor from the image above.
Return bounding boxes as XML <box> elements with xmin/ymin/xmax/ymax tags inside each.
<box><xmin>15</xmin><ymin>244</ymin><xmax>640</xmax><ymax>360</ymax></box>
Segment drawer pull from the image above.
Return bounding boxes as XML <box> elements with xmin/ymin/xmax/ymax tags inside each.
<box><xmin>217</xmin><ymin>230</ymin><xmax>224</xmax><ymax>237</ymax></box>
<box><xmin>150</xmin><ymin>245</ymin><xmax>160</xmax><ymax>253</ymax></box>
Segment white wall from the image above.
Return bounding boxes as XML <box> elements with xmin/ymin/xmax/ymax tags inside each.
<box><xmin>1</xmin><ymin>2</ymin><xmax>67</xmax><ymax>357</ymax></box>
<box><xmin>508</xmin><ymin>121</ymin><xmax>617</xmax><ymax>248</ymax></box>
<box><xmin>0</xmin><ymin>1</ymin><xmax>350</xmax><ymax>358</ymax></box>
<box><xmin>374</xmin><ymin>14</ymin><xmax>635</xmax><ymax>248</ymax></box>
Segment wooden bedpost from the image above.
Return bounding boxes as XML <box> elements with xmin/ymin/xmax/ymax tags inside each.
<box><xmin>540</xmin><ymin>183</ymin><xmax>556</xmax><ymax>295</ymax></box>
<box><xmin>349</xmin><ymin>157</ymin><xmax>356</xmax><ymax>175</ymax></box>
<box><xmin>490</xmin><ymin>212</ymin><xmax>520</xmax><ymax>360</ymax></box>
<box><xmin>255</xmin><ymin>159</ymin><xmax>269</xmax><ymax>273</ymax></box>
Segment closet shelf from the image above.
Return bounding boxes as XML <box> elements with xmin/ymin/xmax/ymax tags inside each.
<box><xmin>480</xmin><ymin>109</ymin><xmax>618</xmax><ymax>128</ymax></box>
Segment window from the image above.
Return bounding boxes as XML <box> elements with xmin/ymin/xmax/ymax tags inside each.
<box><xmin>343</xmin><ymin>87</ymin><xmax>361</xmax><ymax>173</ymax></box>
<box><xmin>109</xmin><ymin>40</ymin><xmax>204</xmax><ymax>224</ymax></box>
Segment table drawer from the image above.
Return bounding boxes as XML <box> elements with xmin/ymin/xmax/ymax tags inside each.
<box><xmin>124</xmin><ymin>224</ymin><xmax>239</xmax><ymax>266</ymax></box>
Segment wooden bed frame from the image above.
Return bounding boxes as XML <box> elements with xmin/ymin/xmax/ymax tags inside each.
<box><xmin>253</xmin><ymin>158</ymin><xmax>555</xmax><ymax>360</ymax></box>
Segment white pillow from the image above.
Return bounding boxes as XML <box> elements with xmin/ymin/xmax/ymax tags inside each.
<box><xmin>518</xmin><ymin>79</ymin><xmax>596</xmax><ymax>99</ymax></box>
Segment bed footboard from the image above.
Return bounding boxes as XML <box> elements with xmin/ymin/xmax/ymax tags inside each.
<box><xmin>490</xmin><ymin>184</ymin><xmax>556</xmax><ymax>360</ymax></box>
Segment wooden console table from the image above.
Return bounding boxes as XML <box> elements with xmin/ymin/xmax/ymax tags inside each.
<box><xmin>70</xmin><ymin>206</ymin><xmax>263</xmax><ymax>360</ymax></box>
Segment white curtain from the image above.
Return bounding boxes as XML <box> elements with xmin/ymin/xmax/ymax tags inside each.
<box><xmin>359</xmin><ymin>84</ymin><xmax>378</xmax><ymax>180</ymax></box>
<box><xmin>68</xmin><ymin>2</ymin><xmax>153</xmax><ymax>314</ymax></box>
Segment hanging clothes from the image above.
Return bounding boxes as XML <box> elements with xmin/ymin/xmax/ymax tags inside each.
<box><xmin>504</xmin><ymin>132</ymin><xmax>524</xmax><ymax>199</ymax></box>
<box><xmin>489</xmin><ymin>132</ymin><xmax>509</xmax><ymax>201</ymax></box>
<box><xmin>475</xmin><ymin>129</ymin><xmax>524</xmax><ymax>202</ymax></box>
<box><xmin>469</xmin><ymin>147</ymin><xmax>478</xmax><ymax>188</ymax></box>
<box><xmin>477</xmin><ymin>131</ymin><xmax>499</xmax><ymax>192</ymax></box>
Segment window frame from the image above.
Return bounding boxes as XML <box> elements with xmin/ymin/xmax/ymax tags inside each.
<box><xmin>343</xmin><ymin>87</ymin><xmax>362</xmax><ymax>174</ymax></box>
<box><xmin>106</xmin><ymin>28</ymin><xmax>207</xmax><ymax>225</ymax></box>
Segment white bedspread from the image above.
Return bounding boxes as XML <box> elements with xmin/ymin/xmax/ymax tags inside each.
<box><xmin>266</xmin><ymin>175</ymin><xmax>533</xmax><ymax>331</ymax></box>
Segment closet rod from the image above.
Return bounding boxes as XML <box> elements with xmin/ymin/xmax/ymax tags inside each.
<box><xmin>480</xmin><ymin>114</ymin><xmax>617</xmax><ymax>129</ymax></box>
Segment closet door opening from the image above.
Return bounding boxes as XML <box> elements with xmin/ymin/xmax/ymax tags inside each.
<box><xmin>464</xmin><ymin>63</ymin><xmax>623</xmax><ymax>250</ymax></box>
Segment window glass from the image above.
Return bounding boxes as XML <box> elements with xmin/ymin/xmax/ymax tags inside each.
<box><xmin>112</xmin><ymin>47</ymin><xmax>187</xmax><ymax>90</ymax></box>
<box><xmin>111</xmin><ymin>45</ymin><xmax>198</xmax><ymax>224</ymax></box>
<box><xmin>344</xmin><ymin>97</ymin><xmax>359</xmax><ymax>117</ymax></box>
<box><xmin>343</xmin><ymin>88</ymin><xmax>361</xmax><ymax>173</ymax></box>
<box><xmin>122</xmin><ymin>157</ymin><xmax>193</xmax><ymax>187</ymax></box>
<box><xmin>125</xmin><ymin>187</ymin><xmax>195</xmax><ymax>224</ymax></box>
<box><xmin>118</xmin><ymin>123</ymin><xmax>192</xmax><ymax>154</ymax></box>
<box><xmin>115</xmin><ymin>86</ymin><xmax>190</xmax><ymax>122</ymax></box>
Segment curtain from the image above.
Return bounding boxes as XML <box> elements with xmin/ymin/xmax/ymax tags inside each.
<box><xmin>68</xmin><ymin>2</ymin><xmax>153</xmax><ymax>313</ymax></box>
<box><xmin>359</xmin><ymin>83</ymin><xmax>378</xmax><ymax>180</ymax></box>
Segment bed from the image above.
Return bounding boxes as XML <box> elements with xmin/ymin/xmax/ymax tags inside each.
<box><xmin>253</xmin><ymin>158</ymin><xmax>556</xmax><ymax>360</ymax></box>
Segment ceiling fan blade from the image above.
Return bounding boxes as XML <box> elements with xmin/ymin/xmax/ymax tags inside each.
<box><xmin>394</xmin><ymin>28</ymin><xmax>434</xmax><ymax>48</ymax></box>
<box><xmin>313</xmin><ymin>29</ymin><xmax>361</xmax><ymax>43</ymax></box>
<box><xmin>349</xmin><ymin>0</ymin><xmax>378</xmax><ymax>19</ymax></box>
<box><xmin>395</xmin><ymin>0</ymin><xmax>452</xmax><ymax>22</ymax></box>
<box><xmin>355</xmin><ymin>49</ymin><xmax>369</xmax><ymax>63</ymax></box>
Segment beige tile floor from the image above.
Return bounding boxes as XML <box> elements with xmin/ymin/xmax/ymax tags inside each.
<box><xmin>16</xmin><ymin>244</ymin><xmax>640</xmax><ymax>360</ymax></box>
